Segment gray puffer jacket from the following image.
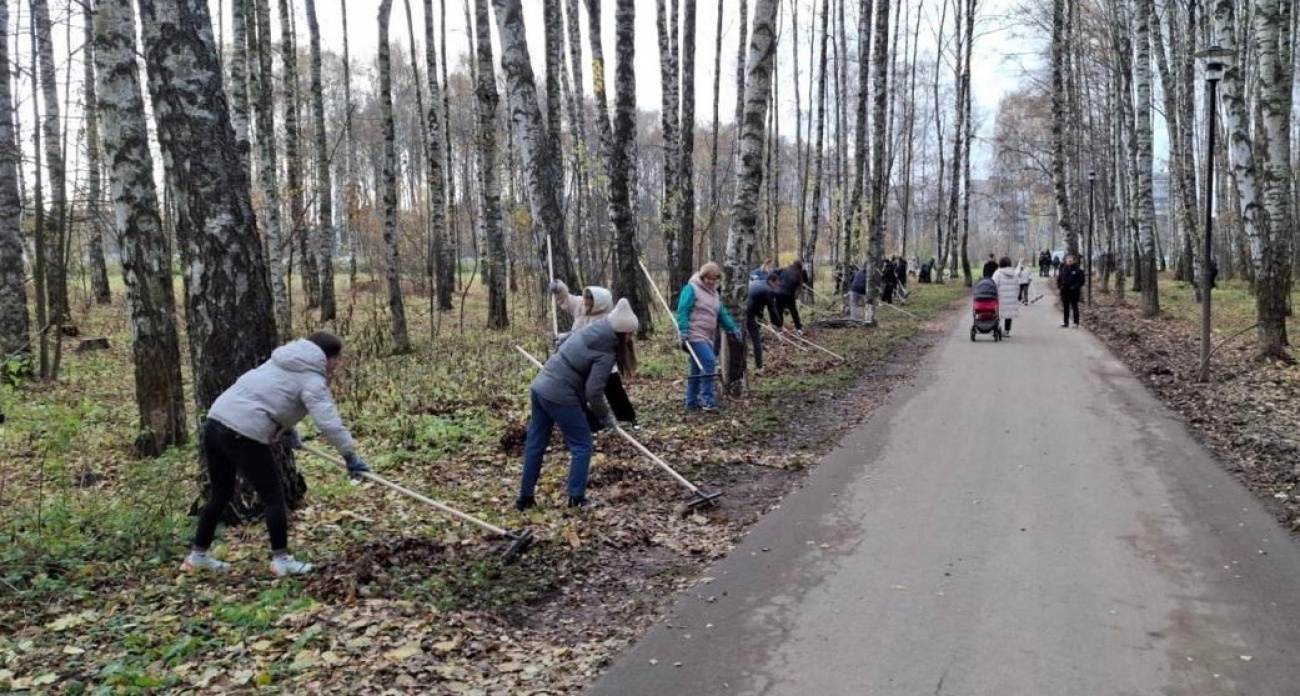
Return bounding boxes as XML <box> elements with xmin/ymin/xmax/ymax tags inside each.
<box><xmin>531</xmin><ymin>320</ymin><xmax>617</xmax><ymax>425</ymax></box>
<box><xmin>207</xmin><ymin>339</ymin><xmax>356</xmax><ymax>456</ymax></box>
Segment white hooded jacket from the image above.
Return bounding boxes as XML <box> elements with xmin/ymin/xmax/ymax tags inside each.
<box><xmin>992</xmin><ymin>267</ymin><xmax>1021</xmax><ymax>319</ymax></box>
<box><xmin>207</xmin><ymin>339</ymin><xmax>356</xmax><ymax>456</ymax></box>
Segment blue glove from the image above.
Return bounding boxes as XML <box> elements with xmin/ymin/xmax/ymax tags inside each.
<box><xmin>344</xmin><ymin>453</ymin><xmax>370</xmax><ymax>478</ymax></box>
<box><xmin>279</xmin><ymin>428</ymin><xmax>303</xmax><ymax>450</ymax></box>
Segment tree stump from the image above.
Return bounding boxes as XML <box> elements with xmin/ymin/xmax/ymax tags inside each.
<box><xmin>75</xmin><ymin>337</ymin><xmax>111</xmax><ymax>352</ymax></box>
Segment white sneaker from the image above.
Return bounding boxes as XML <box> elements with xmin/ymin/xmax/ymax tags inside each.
<box><xmin>180</xmin><ymin>552</ymin><xmax>230</xmax><ymax>572</ymax></box>
<box><xmin>270</xmin><ymin>555</ymin><xmax>313</xmax><ymax>576</ymax></box>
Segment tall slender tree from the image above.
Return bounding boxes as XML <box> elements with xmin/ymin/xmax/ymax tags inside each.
<box><xmin>0</xmin><ymin>0</ymin><xmax>30</xmax><ymax>363</ymax></box>
<box><xmin>83</xmin><ymin>4</ymin><xmax>111</xmax><ymax>306</ymax></box>
<box><xmin>803</xmin><ymin>0</ymin><xmax>831</xmax><ymax>283</ymax></box>
<box><xmin>31</xmin><ymin>0</ymin><xmax>68</xmax><ymax>324</ymax></box>
<box><xmin>136</xmin><ymin>0</ymin><xmax>277</xmax><ymax>411</ymax></box>
<box><xmin>675</xmin><ymin>0</ymin><xmax>698</xmax><ymax>294</ymax></box>
<box><xmin>864</xmin><ymin>0</ymin><xmax>890</xmax><ymax>322</ymax></box>
<box><xmin>841</xmin><ymin>0</ymin><xmax>873</xmax><ymax>292</ymax></box>
<box><xmin>279</xmin><ymin>0</ymin><xmax>315</xmax><ymax>310</ymax></box>
<box><xmin>250</xmin><ymin>0</ymin><xmax>290</xmax><ymax>334</ymax></box>
<box><xmin>229</xmin><ymin>0</ymin><xmax>252</xmax><ymax>174</ymax></box>
<box><xmin>378</xmin><ymin>0</ymin><xmax>412</xmax><ymax>347</ymax></box>
<box><xmin>95</xmin><ymin>0</ymin><xmax>187</xmax><ymax>454</ymax></box>
<box><xmin>609</xmin><ymin>0</ymin><xmax>649</xmax><ymax>329</ymax></box>
<box><xmin>474</xmin><ymin>0</ymin><xmax>507</xmax><ymax>328</ymax></box>
<box><xmin>1133</xmin><ymin>0</ymin><xmax>1159</xmax><ymax>316</ymax></box>
<box><xmin>656</xmin><ymin>0</ymin><xmax>681</xmax><ymax>295</ymax></box>
<box><xmin>1049</xmin><ymin>0</ymin><xmax>1075</xmax><ymax>258</ymax></box>
<box><xmin>423</xmin><ymin>0</ymin><xmax>453</xmax><ymax>312</ymax></box>
<box><xmin>304</xmin><ymin>0</ymin><xmax>336</xmax><ymax>320</ymax></box>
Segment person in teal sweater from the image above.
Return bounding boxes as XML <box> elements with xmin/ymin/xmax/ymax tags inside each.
<box><xmin>676</xmin><ymin>262</ymin><xmax>742</xmax><ymax>411</ymax></box>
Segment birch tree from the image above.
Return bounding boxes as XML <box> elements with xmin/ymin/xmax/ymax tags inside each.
<box><xmin>424</xmin><ymin>0</ymin><xmax>453</xmax><ymax>312</ymax></box>
<box><xmin>95</xmin><ymin>0</ymin><xmax>187</xmax><ymax>454</ymax></box>
<box><xmin>864</xmin><ymin>0</ymin><xmax>891</xmax><ymax>322</ymax></box>
<box><xmin>31</xmin><ymin>0</ymin><xmax>68</xmax><ymax>324</ymax></box>
<box><xmin>279</xmin><ymin>0</ymin><xmax>316</xmax><ymax>309</ymax></box>
<box><xmin>229</xmin><ymin>0</ymin><xmax>252</xmax><ymax>173</ymax></box>
<box><xmin>609</xmin><ymin>0</ymin><xmax>649</xmax><ymax>329</ymax></box>
<box><xmin>1133</xmin><ymin>0</ymin><xmax>1159</xmax><ymax>316</ymax></box>
<box><xmin>250</xmin><ymin>0</ymin><xmax>290</xmax><ymax>334</ymax></box>
<box><xmin>136</xmin><ymin>0</ymin><xmax>277</xmax><ymax>411</ymax></box>
<box><xmin>304</xmin><ymin>0</ymin><xmax>336</xmax><ymax>320</ymax></box>
<box><xmin>0</xmin><ymin>0</ymin><xmax>29</xmax><ymax>364</ymax></box>
<box><xmin>722</xmin><ymin>0</ymin><xmax>780</xmax><ymax>300</ymax></box>
<box><xmin>1049</xmin><ymin>0</ymin><xmax>1075</xmax><ymax>257</ymax></box>
<box><xmin>83</xmin><ymin>5</ymin><xmax>111</xmax><ymax>306</ymax></box>
<box><xmin>378</xmin><ymin>0</ymin><xmax>412</xmax><ymax>347</ymax></box>
<box><xmin>842</xmin><ymin>0</ymin><xmax>873</xmax><ymax>293</ymax></box>
<box><xmin>803</xmin><ymin>0</ymin><xmax>830</xmax><ymax>283</ymax></box>
<box><xmin>656</xmin><ymin>0</ymin><xmax>681</xmax><ymax>293</ymax></box>
<box><xmin>674</xmin><ymin>0</ymin><xmax>699</xmax><ymax>296</ymax></box>
<box><xmin>474</xmin><ymin>0</ymin><xmax>507</xmax><ymax>328</ymax></box>
<box><xmin>491</xmin><ymin>0</ymin><xmax>575</xmax><ymax>289</ymax></box>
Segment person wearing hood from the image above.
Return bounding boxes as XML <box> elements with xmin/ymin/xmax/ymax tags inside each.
<box><xmin>1015</xmin><ymin>258</ymin><xmax>1032</xmax><ymax>304</ymax></box>
<box><xmin>1057</xmin><ymin>253</ymin><xmax>1086</xmax><ymax>327</ymax></box>
<box><xmin>518</xmin><ymin>299</ymin><xmax>640</xmax><ymax>510</ymax></box>
<box><xmin>548</xmin><ymin>283</ymin><xmax>639</xmax><ymax>427</ymax></box>
<box><xmin>181</xmin><ymin>332</ymin><xmax>368</xmax><ymax>577</ymax></box>
<box><xmin>677</xmin><ymin>262</ymin><xmax>743</xmax><ymax>412</ymax></box>
<box><xmin>991</xmin><ymin>256</ymin><xmax>1021</xmax><ymax>336</ymax></box>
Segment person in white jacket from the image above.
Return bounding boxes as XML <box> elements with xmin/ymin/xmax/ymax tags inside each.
<box><xmin>181</xmin><ymin>332</ymin><xmax>367</xmax><ymax>577</ymax></box>
<box><xmin>549</xmin><ymin>281</ymin><xmax>638</xmax><ymax>427</ymax></box>
<box><xmin>992</xmin><ymin>257</ymin><xmax>1021</xmax><ymax>336</ymax></box>
<box><xmin>1015</xmin><ymin>258</ymin><xmax>1032</xmax><ymax>305</ymax></box>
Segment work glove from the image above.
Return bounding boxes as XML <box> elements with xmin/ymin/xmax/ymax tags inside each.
<box><xmin>553</xmin><ymin>332</ymin><xmax>569</xmax><ymax>349</ymax></box>
<box><xmin>344</xmin><ymin>453</ymin><xmax>371</xmax><ymax>479</ymax></box>
<box><xmin>678</xmin><ymin>329</ymin><xmax>692</xmax><ymax>352</ymax></box>
<box><xmin>279</xmin><ymin>428</ymin><xmax>303</xmax><ymax>450</ymax></box>
<box><xmin>599</xmin><ymin>414</ymin><xmax>618</xmax><ymax>432</ymax></box>
<box><xmin>548</xmin><ymin>280</ymin><xmax>568</xmax><ymax>296</ymax></box>
<box><xmin>730</xmin><ymin>329</ymin><xmax>744</xmax><ymax>343</ymax></box>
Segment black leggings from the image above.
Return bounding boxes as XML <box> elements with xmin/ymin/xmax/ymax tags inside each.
<box><xmin>775</xmin><ymin>294</ymin><xmax>802</xmax><ymax>330</ymax></box>
<box><xmin>193</xmin><ymin>419</ymin><xmax>288</xmax><ymax>554</ymax></box>
<box><xmin>605</xmin><ymin>372</ymin><xmax>636</xmax><ymax>423</ymax></box>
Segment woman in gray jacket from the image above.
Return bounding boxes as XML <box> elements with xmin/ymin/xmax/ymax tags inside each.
<box><xmin>181</xmin><ymin>331</ymin><xmax>368</xmax><ymax>576</ymax></box>
<box><xmin>517</xmin><ymin>299</ymin><xmax>639</xmax><ymax>510</ymax></box>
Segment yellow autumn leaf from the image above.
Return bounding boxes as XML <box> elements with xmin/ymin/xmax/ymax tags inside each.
<box><xmin>385</xmin><ymin>641</ymin><xmax>423</xmax><ymax>662</ymax></box>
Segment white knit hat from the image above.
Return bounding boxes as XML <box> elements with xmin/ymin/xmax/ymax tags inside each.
<box><xmin>607</xmin><ymin>298</ymin><xmax>639</xmax><ymax>334</ymax></box>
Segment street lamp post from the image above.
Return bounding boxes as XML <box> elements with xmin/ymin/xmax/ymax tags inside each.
<box><xmin>1087</xmin><ymin>170</ymin><xmax>1095</xmax><ymax>306</ymax></box>
<box><xmin>1197</xmin><ymin>46</ymin><xmax>1231</xmax><ymax>380</ymax></box>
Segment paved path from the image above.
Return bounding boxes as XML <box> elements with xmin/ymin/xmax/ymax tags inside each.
<box><xmin>587</xmin><ymin>291</ymin><xmax>1300</xmax><ymax>696</ymax></box>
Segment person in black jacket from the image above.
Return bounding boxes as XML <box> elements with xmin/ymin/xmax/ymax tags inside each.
<box><xmin>982</xmin><ymin>254</ymin><xmax>999</xmax><ymax>279</ymax></box>
<box><xmin>848</xmin><ymin>266</ymin><xmax>868</xmax><ymax>320</ymax></box>
<box><xmin>880</xmin><ymin>260</ymin><xmax>898</xmax><ymax>304</ymax></box>
<box><xmin>746</xmin><ymin>274</ymin><xmax>782</xmax><ymax>372</ymax></box>
<box><xmin>773</xmin><ymin>260</ymin><xmax>806</xmax><ymax>333</ymax></box>
<box><xmin>1057</xmin><ymin>254</ymin><xmax>1086</xmax><ymax>327</ymax></box>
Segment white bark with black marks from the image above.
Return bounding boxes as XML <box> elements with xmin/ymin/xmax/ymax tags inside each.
<box><xmin>609</xmin><ymin>0</ymin><xmax>649</xmax><ymax>330</ymax></box>
<box><xmin>1049</xmin><ymin>0</ymin><xmax>1075</xmax><ymax>258</ymax></box>
<box><xmin>95</xmin><ymin>0</ymin><xmax>188</xmax><ymax>454</ymax></box>
<box><xmin>137</xmin><ymin>0</ymin><xmax>278</xmax><ymax>411</ymax></box>
<box><xmin>864</xmin><ymin>0</ymin><xmax>891</xmax><ymax>321</ymax></box>
<box><xmin>0</xmin><ymin>0</ymin><xmax>30</xmax><ymax>360</ymax></box>
<box><xmin>1133</xmin><ymin>0</ymin><xmax>1159</xmax><ymax>316</ymax></box>
<box><xmin>378</xmin><ymin>0</ymin><xmax>412</xmax><ymax>347</ymax></box>
<box><xmin>423</xmin><ymin>0</ymin><xmax>453</xmax><ymax>312</ymax></box>
<box><xmin>83</xmin><ymin>4</ymin><xmax>111</xmax><ymax>306</ymax></box>
<box><xmin>31</xmin><ymin>0</ymin><xmax>68</xmax><ymax>323</ymax></box>
<box><xmin>474</xmin><ymin>0</ymin><xmax>507</xmax><ymax>328</ymax></box>
<box><xmin>250</xmin><ymin>0</ymin><xmax>290</xmax><ymax>334</ymax></box>
<box><xmin>304</xmin><ymin>0</ymin><xmax>336</xmax><ymax>320</ymax></box>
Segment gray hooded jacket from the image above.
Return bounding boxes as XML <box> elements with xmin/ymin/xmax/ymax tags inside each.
<box><xmin>207</xmin><ymin>339</ymin><xmax>356</xmax><ymax>456</ymax></box>
<box><xmin>531</xmin><ymin>320</ymin><xmax>617</xmax><ymax>424</ymax></box>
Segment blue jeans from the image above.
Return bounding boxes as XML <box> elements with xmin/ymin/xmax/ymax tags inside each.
<box><xmin>520</xmin><ymin>389</ymin><xmax>593</xmax><ymax>500</ymax></box>
<box><xmin>685</xmin><ymin>341</ymin><xmax>718</xmax><ymax>409</ymax></box>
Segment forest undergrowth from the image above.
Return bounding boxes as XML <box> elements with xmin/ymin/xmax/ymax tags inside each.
<box><xmin>1087</xmin><ymin>275</ymin><xmax>1300</xmax><ymax>533</ymax></box>
<box><xmin>0</xmin><ymin>278</ymin><xmax>965</xmax><ymax>694</ymax></box>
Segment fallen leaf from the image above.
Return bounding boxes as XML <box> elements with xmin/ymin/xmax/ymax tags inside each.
<box><xmin>386</xmin><ymin>641</ymin><xmax>424</xmax><ymax>662</ymax></box>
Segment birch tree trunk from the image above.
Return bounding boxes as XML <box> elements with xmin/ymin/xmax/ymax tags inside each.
<box><xmin>945</xmin><ymin>0</ymin><xmax>966</xmax><ymax>284</ymax></box>
<box><xmin>722</xmin><ymin>0</ymin><xmax>780</xmax><ymax>301</ymax></box>
<box><xmin>95</xmin><ymin>0</ymin><xmax>188</xmax><ymax>454</ymax></box>
<box><xmin>803</xmin><ymin>0</ymin><xmax>830</xmax><ymax>284</ymax></box>
<box><xmin>610</xmin><ymin>0</ymin><xmax>650</xmax><ymax>330</ymax></box>
<box><xmin>475</xmin><ymin>0</ymin><xmax>507</xmax><ymax>328</ymax></box>
<box><xmin>83</xmin><ymin>5</ymin><xmax>111</xmax><ymax>306</ymax></box>
<box><xmin>1151</xmin><ymin>1</ymin><xmax>1197</xmax><ymax>286</ymax></box>
<box><xmin>423</xmin><ymin>0</ymin><xmax>453</xmax><ymax>312</ymax></box>
<box><xmin>250</xmin><ymin>0</ymin><xmax>290</xmax><ymax>334</ymax></box>
<box><xmin>230</xmin><ymin>0</ymin><xmax>252</xmax><ymax>175</ymax></box>
<box><xmin>137</xmin><ymin>0</ymin><xmax>277</xmax><ymax>411</ymax></box>
<box><xmin>1251</xmin><ymin>0</ymin><xmax>1295</xmax><ymax>357</ymax></box>
<box><xmin>377</xmin><ymin>0</ymin><xmax>412</xmax><ymax>346</ymax></box>
<box><xmin>340</xmin><ymin>0</ymin><xmax>358</xmax><ymax>288</ymax></box>
<box><xmin>1133</xmin><ymin>0</ymin><xmax>1160</xmax><ymax>317</ymax></box>
<box><xmin>864</xmin><ymin>0</ymin><xmax>891</xmax><ymax>322</ymax></box>
<box><xmin>492</xmin><ymin>0</ymin><xmax>574</xmax><ymax>289</ymax></box>
<box><xmin>1049</xmin><ymin>0</ymin><xmax>1076</xmax><ymax>257</ymax></box>
<box><xmin>0</xmin><ymin>0</ymin><xmax>30</xmax><ymax>363</ymax></box>
<box><xmin>31</xmin><ymin>0</ymin><xmax>68</xmax><ymax>324</ymax></box>
<box><xmin>304</xmin><ymin>0</ymin><xmax>336</xmax><ymax>321</ymax></box>
<box><xmin>676</xmin><ymin>0</ymin><xmax>697</xmax><ymax>295</ymax></box>
<box><xmin>656</xmin><ymin>0</ymin><xmax>681</xmax><ymax>297</ymax></box>
<box><xmin>958</xmin><ymin>0</ymin><xmax>975</xmax><ymax>286</ymax></box>
<box><xmin>841</xmin><ymin>0</ymin><xmax>873</xmax><ymax>293</ymax></box>
<box><xmin>278</xmin><ymin>0</ymin><xmax>316</xmax><ymax>310</ymax></box>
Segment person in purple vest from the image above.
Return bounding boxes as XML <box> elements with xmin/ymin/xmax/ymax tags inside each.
<box><xmin>676</xmin><ymin>262</ymin><xmax>743</xmax><ymax>412</ymax></box>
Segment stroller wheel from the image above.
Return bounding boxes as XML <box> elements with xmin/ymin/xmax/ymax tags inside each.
<box><xmin>970</xmin><ymin>327</ymin><xmax>977</xmax><ymax>342</ymax></box>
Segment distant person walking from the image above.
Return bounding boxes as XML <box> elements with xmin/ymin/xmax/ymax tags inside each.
<box><xmin>1057</xmin><ymin>254</ymin><xmax>1086</xmax><ymax>328</ymax></box>
<box><xmin>1051</xmin><ymin>255</ymin><xmax>1061</xmax><ymax>277</ymax></box>
<box><xmin>1038</xmin><ymin>250</ymin><xmax>1052</xmax><ymax>277</ymax></box>
<box><xmin>992</xmin><ymin>257</ymin><xmax>1021</xmax><ymax>336</ymax></box>
<box><xmin>982</xmin><ymin>254</ymin><xmax>999</xmax><ymax>279</ymax></box>
<box><xmin>1016</xmin><ymin>259</ymin><xmax>1031</xmax><ymax>304</ymax></box>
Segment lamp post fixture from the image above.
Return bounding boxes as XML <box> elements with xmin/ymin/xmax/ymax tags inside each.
<box><xmin>1087</xmin><ymin>170</ymin><xmax>1095</xmax><ymax>306</ymax></box>
<box><xmin>1196</xmin><ymin>45</ymin><xmax>1232</xmax><ymax>380</ymax></box>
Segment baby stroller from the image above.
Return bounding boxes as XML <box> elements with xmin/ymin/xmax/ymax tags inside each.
<box><xmin>971</xmin><ymin>277</ymin><xmax>1002</xmax><ymax>342</ymax></box>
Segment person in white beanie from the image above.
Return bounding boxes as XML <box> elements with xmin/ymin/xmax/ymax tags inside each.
<box><xmin>548</xmin><ymin>283</ymin><xmax>638</xmax><ymax>427</ymax></box>
<box><xmin>517</xmin><ymin>299</ymin><xmax>639</xmax><ymax>509</ymax></box>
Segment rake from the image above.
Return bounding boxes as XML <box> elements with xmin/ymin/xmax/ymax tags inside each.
<box><xmin>301</xmin><ymin>444</ymin><xmax>534</xmax><ymax>563</ymax></box>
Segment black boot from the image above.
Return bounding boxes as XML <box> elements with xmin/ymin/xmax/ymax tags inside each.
<box><xmin>514</xmin><ymin>496</ymin><xmax>535</xmax><ymax>511</ymax></box>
